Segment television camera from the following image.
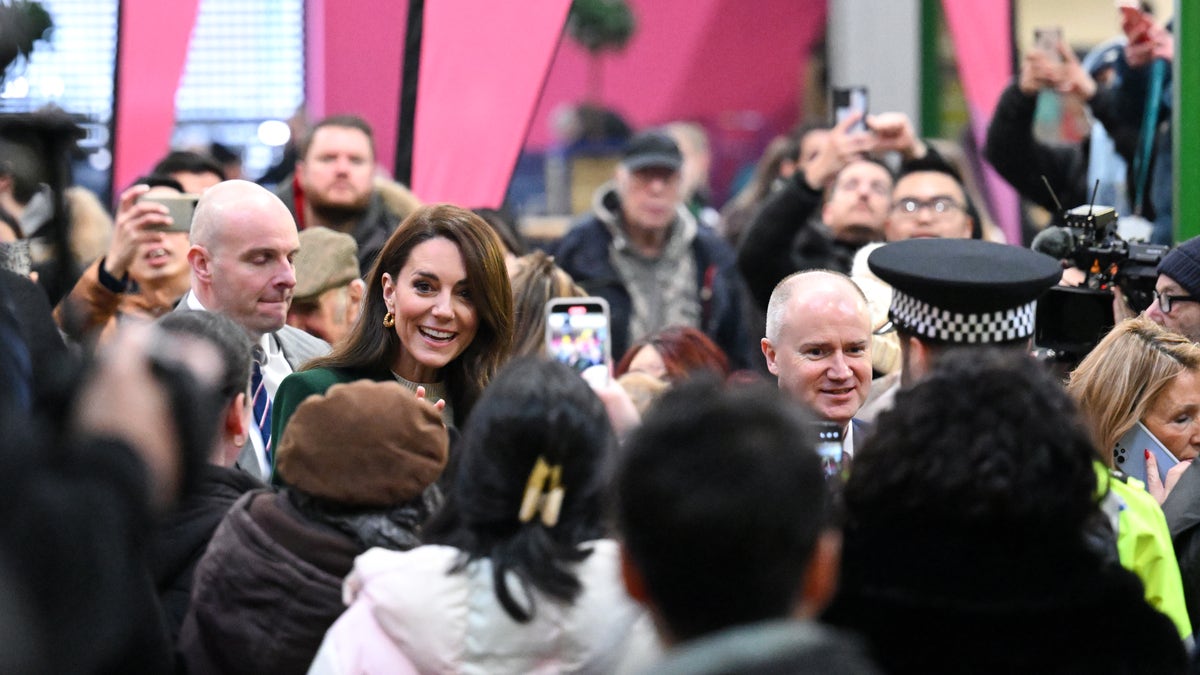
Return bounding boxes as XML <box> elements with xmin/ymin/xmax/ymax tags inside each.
<box><xmin>1032</xmin><ymin>183</ymin><xmax>1168</xmax><ymax>365</ymax></box>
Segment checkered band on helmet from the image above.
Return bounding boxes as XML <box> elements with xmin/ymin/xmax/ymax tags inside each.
<box><xmin>889</xmin><ymin>288</ymin><xmax>1037</xmax><ymax>344</ymax></box>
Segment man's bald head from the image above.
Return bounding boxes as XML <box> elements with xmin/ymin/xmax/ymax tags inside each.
<box><xmin>762</xmin><ymin>271</ymin><xmax>872</xmax><ymax>425</ymax></box>
<box><xmin>187</xmin><ymin>180</ymin><xmax>300</xmax><ymax>337</ymax></box>
<box><xmin>765</xmin><ymin>270</ymin><xmax>869</xmax><ymax>343</ymax></box>
<box><xmin>190</xmin><ymin>180</ymin><xmax>291</xmax><ymax>252</ymax></box>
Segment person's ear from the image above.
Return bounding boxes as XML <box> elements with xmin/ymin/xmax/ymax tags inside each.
<box><xmin>347</xmin><ymin>278</ymin><xmax>366</xmax><ymax>320</ymax></box>
<box><xmin>761</xmin><ymin>337</ymin><xmax>780</xmax><ymax>376</ymax></box>
<box><xmin>905</xmin><ymin>334</ymin><xmax>930</xmax><ymax>382</ymax></box>
<box><xmin>218</xmin><ymin>393</ymin><xmax>249</xmax><ymax>467</ymax></box>
<box><xmin>795</xmin><ymin>529</ymin><xmax>842</xmax><ymax>618</ymax></box>
<box><xmin>188</xmin><ymin>245</ymin><xmax>211</xmax><ymax>283</ymax></box>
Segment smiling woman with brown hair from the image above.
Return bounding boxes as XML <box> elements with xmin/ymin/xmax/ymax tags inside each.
<box><xmin>272</xmin><ymin>204</ymin><xmax>513</xmax><ymax>448</ymax></box>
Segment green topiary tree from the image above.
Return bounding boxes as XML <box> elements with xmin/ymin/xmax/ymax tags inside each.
<box><xmin>566</xmin><ymin>0</ymin><xmax>635</xmax><ymax>102</ymax></box>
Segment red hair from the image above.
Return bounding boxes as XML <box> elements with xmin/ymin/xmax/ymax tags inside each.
<box><xmin>615</xmin><ymin>326</ymin><xmax>730</xmax><ymax>382</ymax></box>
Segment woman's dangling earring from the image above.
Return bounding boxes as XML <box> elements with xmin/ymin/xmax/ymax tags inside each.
<box><xmin>383</xmin><ymin>311</ymin><xmax>395</xmax><ymax>328</ymax></box>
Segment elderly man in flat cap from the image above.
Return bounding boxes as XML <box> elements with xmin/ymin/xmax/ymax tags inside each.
<box><xmin>556</xmin><ymin>130</ymin><xmax>752</xmax><ymax>369</ymax></box>
<box><xmin>286</xmin><ymin>226</ymin><xmax>364</xmax><ymax>346</ymax></box>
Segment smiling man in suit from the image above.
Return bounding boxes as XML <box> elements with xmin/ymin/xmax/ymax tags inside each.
<box><xmin>761</xmin><ymin>269</ymin><xmax>872</xmax><ymax>456</ymax></box>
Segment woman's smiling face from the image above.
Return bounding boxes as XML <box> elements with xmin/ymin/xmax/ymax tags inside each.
<box><xmin>383</xmin><ymin>236</ymin><xmax>478</xmax><ymax>383</ymax></box>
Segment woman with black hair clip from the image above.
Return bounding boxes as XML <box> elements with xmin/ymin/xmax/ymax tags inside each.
<box><xmin>308</xmin><ymin>357</ymin><xmax>659</xmax><ymax>674</ymax></box>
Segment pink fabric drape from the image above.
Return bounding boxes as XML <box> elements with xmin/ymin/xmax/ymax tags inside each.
<box><xmin>111</xmin><ymin>0</ymin><xmax>200</xmax><ymax>195</ymax></box>
<box><xmin>410</xmin><ymin>0</ymin><xmax>572</xmax><ymax>207</ymax></box>
<box><xmin>941</xmin><ymin>0</ymin><xmax>1020</xmax><ymax>244</ymax></box>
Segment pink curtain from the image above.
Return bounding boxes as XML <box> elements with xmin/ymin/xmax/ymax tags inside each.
<box><xmin>305</xmin><ymin>0</ymin><xmax>409</xmax><ymax>173</ymax></box>
<box><xmin>111</xmin><ymin>0</ymin><xmax>200</xmax><ymax>195</ymax></box>
<box><xmin>410</xmin><ymin>0</ymin><xmax>572</xmax><ymax>207</ymax></box>
<box><xmin>941</xmin><ymin>0</ymin><xmax>1020</xmax><ymax>244</ymax></box>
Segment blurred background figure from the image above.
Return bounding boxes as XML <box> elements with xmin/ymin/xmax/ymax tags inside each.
<box><xmin>54</xmin><ymin>175</ymin><xmax>192</xmax><ymax>347</ymax></box>
<box><xmin>507</xmin><ymin>249</ymin><xmax>586</xmax><ymax>358</ymax></box>
<box><xmin>718</xmin><ymin>125</ymin><xmax>827</xmax><ymax>248</ymax></box>
<box><xmin>556</xmin><ymin>130</ymin><xmax>752</xmax><ymax>370</ymax></box>
<box><xmin>278</xmin><ymin>114</ymin><xmax>401</xmax><ymax>270</ymax></box>
<box><xmin>473</xmin><ymin>206</ymin><xmax>528</xmax><ymax>269</ymax></box>
<box><xmin>151</xmin><ymin>150</ymin><xmax>225</xmax><ymax>194</ymax></box>
<box><xmin>614</xmin><ymin>324</ymin><xmax>731</xmax><ymax>384</ymax></box>
<box><xmin>665</xmin><ymin>121</ymin><xmax>719</xmax><ymax>230</ymax></box>
<box><xmin>208</xmin><ymin>141</ymin><xmax>244</xmax><ymax>181</ymax></box>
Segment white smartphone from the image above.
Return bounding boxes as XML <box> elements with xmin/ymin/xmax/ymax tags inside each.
<box><xmin>832</xmin><ymin>86</ymin><xmax>868</xmax><ymax>134</ymax></box>
<box><xmin>1034</xmin><ymin>26</ymin><xmax>1063</xmax><ymax>62</ymax></box>
<box><xmin>1113</xmin><ymin>421</ymin><xmax>1178</xmax><ymax>485</ymax></box>
<box><xmin>545</xmin><ymin>297</ymin><xmax>612</xmax><ymax>388</ymax></box>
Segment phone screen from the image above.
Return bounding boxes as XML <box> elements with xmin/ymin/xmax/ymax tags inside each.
<box><xmin>832</xmin><ymin>87</ymin><xmax>868</xmax><ymax>133</ymax></box>
<box><xmin>545</xmin><ymin>298</ymin><xmax>612</xmax><ymax>387</ymax></box>
<box><xmin>809</xmin><ymin>420</ymin><xmax>847</xmax><ymax>481</ymax></box>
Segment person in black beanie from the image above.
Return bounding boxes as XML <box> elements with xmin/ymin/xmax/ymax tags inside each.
<box><xmin>1145</xmin><ymin>236</ymin><xmax>1200</xmax><ymax>343</ymax></box>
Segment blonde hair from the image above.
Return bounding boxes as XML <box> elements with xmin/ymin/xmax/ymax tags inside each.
<box><xmin>65</xmin><ymin>186</ymin><xmax>113</xmax><ymax>265</ymax></box>
<box><xmin>507</xmin><ymin>250</ymin><xmax>586</xmax><ymax>358</ymax></box>
<box><xmin>1067</xmin><ymin>317</ymin><xmax>1200</xmax><ymax>466</ymax></box>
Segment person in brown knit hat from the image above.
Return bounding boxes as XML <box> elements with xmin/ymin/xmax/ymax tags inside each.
<box><xmin>179</xmin><ymin>380</ymin><xmax>448</xmax><ymax>675</ymax></box>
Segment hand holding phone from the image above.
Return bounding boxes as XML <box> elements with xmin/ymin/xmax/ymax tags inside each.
<box><xmin>1113</xmin><ymin>421</ymin><xmax>1178</xmax><ymax>485</ymax></box>
<box><xmin>545</xmin><ymin>297</ymin><xmax>613</xmax><ymax>387</ymax></box>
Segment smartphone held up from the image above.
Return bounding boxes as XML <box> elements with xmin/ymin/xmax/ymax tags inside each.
<box><xmin>138</xmin><ymin>193</ymin><xmax>200</xmax><ymax>233</ymax></box>
<box><xmin>832</xmin><ymin>86</ymin><xmax>868</xmax><ymax>134</ymax></box>
<box><xmin>545</xmin><ymin>297</ymin><xmax>613</xmax><ymax>388</ymax></box>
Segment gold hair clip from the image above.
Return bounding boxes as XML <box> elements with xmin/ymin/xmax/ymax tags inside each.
<box><xmin>518</xmin><ymin>455</ymin><xmax>565</xmax><ymax>527</ymax></box>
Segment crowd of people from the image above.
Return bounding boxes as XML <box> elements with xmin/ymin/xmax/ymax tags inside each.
<box><xmin>0</xmin><ymin>6</ymin><xmax>1196</xmax><ymax>673</ymax></box>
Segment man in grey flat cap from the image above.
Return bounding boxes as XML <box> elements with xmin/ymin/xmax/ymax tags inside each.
<box><xmin>286</xmin><ymin>226</ymin><xmax>364</xmax><ymax>345</ymax></box>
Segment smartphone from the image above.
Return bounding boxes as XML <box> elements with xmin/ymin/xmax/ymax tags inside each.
<box><xmin>545</xmin><ymin>297</ymin><xmax>612</xmax><ymax>387</ymax></box>
<box><xmin>809</xmin><ymin>420</ymin><xmax>847</xmax><ymax>481</ymax></box>
<box><xmin>832</xmin><ymin>86</ymin><xmax>868</xmax><ymax>134</ymax></box>
<box><xmin>1034</xmin><ymin>26</ymin><xmax>1063</xmax><ymax>62</ymax></box>
<box><xmin>1113</xmin><ymin>421</ymin><xmax>1178</xmax><ymax>485</ymax></box>
<box><xmin>140</xmin><ymin>193</ymin><xmax>200</xmax><ymax>233</ymax></box>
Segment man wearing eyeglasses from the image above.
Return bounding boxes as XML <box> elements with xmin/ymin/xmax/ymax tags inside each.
<box><xmin>1143</xmin><ymin>237</ymin><xmax>1200</xmax><ymax>342</ymax></box>
<box><xmin>737</xmin><ymin>112</ymin><xmax>930</xmax><ymax>314</ymax></box>
<box><xmin>883</xmin><ymin>157</ymin><xmax>975</xmax><ymax>242</ymax></box>
<box><xmin>852</xmin><ymin>156</ymin><xmax>978</xmax><ymax>416</ymax></box>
